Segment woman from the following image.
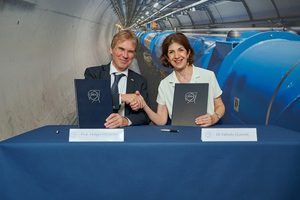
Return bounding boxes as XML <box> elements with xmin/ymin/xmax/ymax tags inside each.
<box><xmin>133</xmin><ymin>32</ymin><xmax>225</xmax><ymax>127</ymax></box>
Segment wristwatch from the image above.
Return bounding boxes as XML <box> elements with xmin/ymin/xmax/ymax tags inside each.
<box><xmin>215</xmin><ymin>112</ymin><xmax>221</xmax><ymax>120</ymax></box>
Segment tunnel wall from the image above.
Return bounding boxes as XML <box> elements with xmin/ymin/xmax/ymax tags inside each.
<box><xmin>0</xmin><ymin>0</ymin><xmax>119</xmax><ymax>141</ymax></box>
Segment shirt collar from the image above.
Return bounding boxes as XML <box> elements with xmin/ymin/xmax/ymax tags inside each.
<box><xmin>109</xmin><ymin>62</ymin><xmax>128</xmax><ymax>77</ymax></box>
<box><xmin>169</xmin><ymin>71</ymin><xmax>179</xmax><ymax>87</ymax></box>
<box><xmin>190</xmin><ymin>65</ymin><xmax>200</xmax><ymax>82</ymax></box>
<box><xmin>168</xmin><ymin>65</ymin><xmax>199</xmax><ymax>87</ymax></box>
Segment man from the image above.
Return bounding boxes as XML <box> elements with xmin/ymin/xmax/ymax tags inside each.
<box><xmin>84</xmin><ymin>30</ymin><xmax>150</xmax><ymax>128</ymax></box>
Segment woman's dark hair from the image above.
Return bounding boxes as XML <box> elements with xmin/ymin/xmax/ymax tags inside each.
<box><xmin>160</xmin><ymin>32</ymin><xmax>195</xmax><ymax>68</ymax></box>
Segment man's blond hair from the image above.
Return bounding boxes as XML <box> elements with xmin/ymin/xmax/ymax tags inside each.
<box><xmin>111</xmin><ymin>30</ymin><xmax>138</xmax><ymax>51</ymax></box>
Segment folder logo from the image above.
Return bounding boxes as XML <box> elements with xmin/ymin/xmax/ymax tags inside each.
<box><xmin>88</xmin><ymin>90</ymin><xmax>101</xmax><ymax>103</ymax></box>
<box><xmin>185</xmin><ymin>92</ymin><xmax>198</xmax><ymax>104</ymax></box>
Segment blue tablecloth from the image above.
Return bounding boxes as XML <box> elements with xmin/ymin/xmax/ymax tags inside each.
<box><xmin>1</xmin><ymin>125</ymin><xmax>300</xmax><ymax>200</ymax></box>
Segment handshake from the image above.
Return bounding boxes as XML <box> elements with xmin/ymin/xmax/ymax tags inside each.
<box><xmin>105</xmin><ymin>91</ymin><xmax>147</xmax><ymax>128</ymax></box>
<box><xmin>121</xmin><ymin>91</ymin><xmax>146</xmax><ymax>111</ymax></box>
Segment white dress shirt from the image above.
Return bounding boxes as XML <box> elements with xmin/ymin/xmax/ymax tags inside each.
<box><xmin>156</xmin><ymin>65</ymin><xmax>223</xmax><ymax>119</ymax></box>
<box><xmin>109</xmin><ymin>62</ymin><xmax>132</xmax><ymax>125</ymax></box>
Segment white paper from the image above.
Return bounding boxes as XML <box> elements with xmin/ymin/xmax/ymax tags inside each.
<box><xmin>69</xmin><ymin>128</ymin><xmax>124</xmax><ymax>142</ymax></box>
<box><xmin>201</xmin><ymin>128</ymin><xmax>257</xmax><ymax>142</ymax></box>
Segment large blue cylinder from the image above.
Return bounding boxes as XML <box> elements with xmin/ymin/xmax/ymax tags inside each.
<box><xmin>150</xmin><ymin>32</ymin><xmax>227</xmax><ymax>70</ymax></box>
<box><xmin>149</xmin><ymin>32</ymin><xmax>246</xmax><ymax>71</ymax></box>
<box><xmin>189</xmin><ymin>35</ymin><xmax>226</xmax><ymax>69</ymax></box>
<box><xmin>193</xmin><ymin>32</ymin><xmax>259</xmax><ymax>73</ymax></box>
<box><xmin>218</xmin><ymin>31</ymin><xmax>300</xmax><ymax>132</ymax></box>
<box><xmin>140</xmin><ymin>30</ymin><xmax>300</xmax><ymax>132</ymax></box>
<box><xmin>140</xmin><ymin>31</ymin><xmax>157</xmax><ymax>52</ymax></box>
<box><xmin>150</xmin><ymin>31</ymin><xmax>175</xmax><ymax>69</ymax></box>
<box><xmin>135</xmin><ymin>31</ymin><xmax>145</xmax><ymax>44</ymax></box>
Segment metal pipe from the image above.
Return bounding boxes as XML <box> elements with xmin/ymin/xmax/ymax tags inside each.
<box><xmin>178</xmin><ymin>27</ymin><xmax>300</xmax><ymax>33</ymax></box>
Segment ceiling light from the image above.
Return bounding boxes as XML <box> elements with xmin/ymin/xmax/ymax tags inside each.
<box><xmin>153</xmin><ymin>2</ymin><xmax>159</xmax><ymax>8</ymax></box>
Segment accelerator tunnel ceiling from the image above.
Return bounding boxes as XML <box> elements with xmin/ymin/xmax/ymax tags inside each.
<box><xmin>110</xmin><ymin>0</ymin><xmax>300</xmax><ymax>34</ymax></box>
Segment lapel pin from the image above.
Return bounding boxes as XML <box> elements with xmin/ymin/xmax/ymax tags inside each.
<box><xmin>131</xmin><ymin>78</ymin><xmax>134</xmax><ymax>81</ymax></box>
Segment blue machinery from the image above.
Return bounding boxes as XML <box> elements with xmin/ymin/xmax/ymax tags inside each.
<box><xmin>136</xmin><ymin>30</ymin><xmax>300</xmax><ymax>132</ymax></box>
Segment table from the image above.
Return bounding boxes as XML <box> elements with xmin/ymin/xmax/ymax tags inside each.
<box><xmin>1</xmin><ymin>125</ymin><xmax>300</xmax><ymax>200</ymax></box>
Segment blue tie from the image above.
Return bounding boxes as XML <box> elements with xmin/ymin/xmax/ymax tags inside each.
<box><xmin>111</xmin><ymin>73</ymin><xmax>125</xmax><ymax>111</ymax></box>
<box><xmin>111</xmin><ymin>73</ymin><xmax>125</xmax><ymax>95</ymax></box>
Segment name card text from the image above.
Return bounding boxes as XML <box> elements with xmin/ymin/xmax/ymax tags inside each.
<box><xmin>69</xmin><ymin>128</ymin><xmax>124</xmax><ymax>142</ymax></box>
<box><xmin>201</xmin><ymin>128</ymin><xmax>257</xmax><ymax>142</ymax></box>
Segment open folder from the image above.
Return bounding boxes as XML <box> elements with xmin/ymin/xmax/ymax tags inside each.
<box><xmin>74</xmin><ymin>79</ymin><xmax>113</xmax><ymax>128</ymax></box>
<box><xmin>171</xmin><ymin>83</ymin><xmax>208</xmax><ymax>126</ymax></box>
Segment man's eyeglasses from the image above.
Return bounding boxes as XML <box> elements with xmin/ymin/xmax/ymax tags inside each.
<box><xmin>115</xmin><ymin>47</ymin><xmax>136</xmax><ymax>57</ymax></box>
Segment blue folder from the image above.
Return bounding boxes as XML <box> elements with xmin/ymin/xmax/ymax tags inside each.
<box><xmin>171</xmin><ymin>83</ymin><xmax>208</xmax><ymax>126</ymax></box>
<box><xmin>74</xmin><ymin>79</ymin><xmax>113</xmax><ymax>128</ymax></box>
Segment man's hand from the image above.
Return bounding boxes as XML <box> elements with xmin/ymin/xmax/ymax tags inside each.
<box><xmin>121</xmin><ymin>91</ymin><xmax>144</xmax><ymax>111</ymax></box>
<box><xmin>104</xmin><ymin>113</ymin><xmax>129</xmax><ymax>128</ymax></box>
<box><xmin>129</xmin><ymin>91</ymin><xmax>146</xmax><ymax>111</ymax></box>
<box><xmin>121</xmin><ymin>93</ymin><xmax>137</xmax><ymax>104</ymax></box>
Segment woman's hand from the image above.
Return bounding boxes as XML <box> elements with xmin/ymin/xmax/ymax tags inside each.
<box><xmin>195</xmin><ymin>114</ymin><xmax>215</xmax><ymax>127</ymax></box>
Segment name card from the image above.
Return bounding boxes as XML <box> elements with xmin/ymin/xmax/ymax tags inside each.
<box><xmin>69</xmin><ymin>128</ymin><xmax>124</xmax><ymax>142</ymax></box>
<box><xmin>201</xmin><ymin>128</ymin><xmax>257</xmax><ymax>142</ymax></box>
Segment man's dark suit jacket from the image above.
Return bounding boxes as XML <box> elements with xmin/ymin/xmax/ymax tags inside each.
<box><xmin>84</xmin><ymin>63</ymin><xmax>150</xmax><ymax>126</ymax></box>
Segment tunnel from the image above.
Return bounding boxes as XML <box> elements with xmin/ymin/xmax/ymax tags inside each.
<box><xmin>1</xmin><ymin>0</ymin><xmax>300</xmax><ymax>141</ymax></box>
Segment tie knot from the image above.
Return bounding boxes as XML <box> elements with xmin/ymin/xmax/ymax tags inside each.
<box><xmin>114</xmin><ymin>73</ymin><xmax>125</xmax><ymax>83</ymax></box>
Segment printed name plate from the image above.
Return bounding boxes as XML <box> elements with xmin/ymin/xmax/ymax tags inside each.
<box><xmin>69</xmin><ymin>128</ymin><xmax>124</xmax><ymax>142</ymax></box>
<box><xmin>201</xmin><ymin>128</ymin><xmax>257</xmax><ymax>142</ymax></box>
